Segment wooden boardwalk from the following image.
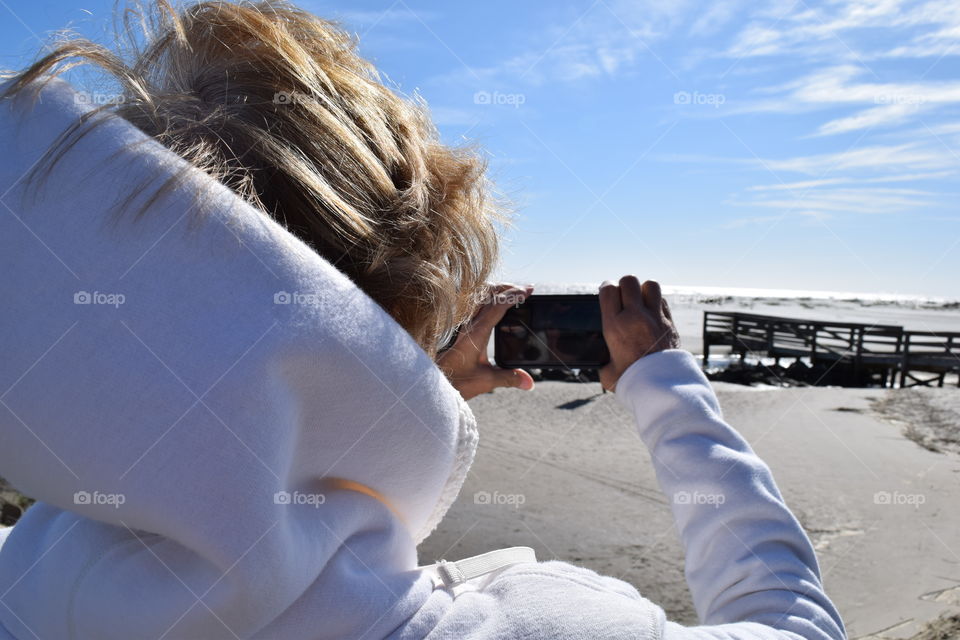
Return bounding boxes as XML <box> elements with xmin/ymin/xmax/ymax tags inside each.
<box><xmin>702</xmin><ymin>311</ymin><xmax>960</xmax><ymax>388</ymax></box>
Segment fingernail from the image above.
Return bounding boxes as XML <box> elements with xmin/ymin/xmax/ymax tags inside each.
<box><xmin>600</xmin><ymin>280</ymin><xmax>613</xmax><ymax>289</ymax></box>
<box><xmin>515</xmin><ymin>371</ymin><xmax>534</xmax><ymax>390</ymax></box>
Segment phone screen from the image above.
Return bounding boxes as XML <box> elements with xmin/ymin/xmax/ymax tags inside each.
<box><xmin>494</xmin><ymin>295</ymin><xmax>610</xmax><ymax>368</ymax></box>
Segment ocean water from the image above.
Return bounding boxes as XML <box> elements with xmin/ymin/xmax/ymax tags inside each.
<box><xmin>528</xmin><ymin>282</ymin><xmax>959</xmax><ymax>309</ymax></box>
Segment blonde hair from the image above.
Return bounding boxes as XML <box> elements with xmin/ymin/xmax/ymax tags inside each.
<box><xmin>2</xmin><ymin>0</ymin><xmax>502</xmax><ymax>354</ymax></box>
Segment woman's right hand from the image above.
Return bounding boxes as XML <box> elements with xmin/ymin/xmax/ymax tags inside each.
<box><xmin>598</xmin><ymin>276</ymin><xmax>681</xmax><ymax>392</ymax></box>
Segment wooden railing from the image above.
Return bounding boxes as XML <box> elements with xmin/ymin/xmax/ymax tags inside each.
<box><xmin>900</xmin><ymin>331</ymin><xmax>960</xmax><ymax>388</ymax></box>
<box><xmin>703</xmin><ymin>311</ymin><xmax>959</xmax><ymax>388</ymax></box>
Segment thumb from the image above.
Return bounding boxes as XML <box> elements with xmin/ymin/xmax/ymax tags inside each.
<box><xmin>492</xmin><ymin>367</ymin><xmax>535</xmax><ymax>392</ymax></box>
<box><xmin>599</xmin><ymin>363</ymin><xmax>618</xmax><ymax>392</ymax></box>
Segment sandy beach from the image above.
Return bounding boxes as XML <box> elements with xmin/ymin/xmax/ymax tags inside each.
<box><xmin>419</xmin><ymin>380</ymin><xmax>960</xmax><ymax>638</ymax></box>
<box><xmin>423</xmin><ymin>294</ymin><xmax>960</xmax><ymax>639</ymax></box>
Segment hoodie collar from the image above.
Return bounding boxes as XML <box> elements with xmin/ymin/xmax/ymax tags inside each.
<box><xmin>0</xmin><ymin>77</ymin><xmax>476</xmax><ymax>638</ymax></box>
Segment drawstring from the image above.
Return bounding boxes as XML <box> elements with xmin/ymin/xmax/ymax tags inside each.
<box><xmin>433</xmin><ymin>547</ymin><xmax>536</xmax><ymax>588</ymax></box>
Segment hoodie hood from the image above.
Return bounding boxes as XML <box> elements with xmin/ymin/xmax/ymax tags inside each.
<box><xmin>0</xmin><ymin>77</ymin><xmax>477</xmax><ymax>639</ymax></box>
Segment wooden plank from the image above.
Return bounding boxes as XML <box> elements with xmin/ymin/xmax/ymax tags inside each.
<box><xmin>699</xmin><ymin>311</ymin><xmax>949</xmax><ymax>389</ymax></box>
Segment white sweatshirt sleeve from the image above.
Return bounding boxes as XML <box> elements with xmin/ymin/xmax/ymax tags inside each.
<box><xmin>614</xmin><ymin>349</ymin><xmax>846</xmax><ymax>640</ymax></box>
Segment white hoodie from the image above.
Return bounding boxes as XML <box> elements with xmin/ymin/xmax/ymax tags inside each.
<box><xmin>0</xmin><ymin>79</ymin><xmax>844</xmax><ymax>640</ymax></box>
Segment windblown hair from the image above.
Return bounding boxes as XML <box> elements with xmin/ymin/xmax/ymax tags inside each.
<box><xmin>1</xmin><ymin>0</ymin><xmax>502</xmax><ymax>354</ymax></box>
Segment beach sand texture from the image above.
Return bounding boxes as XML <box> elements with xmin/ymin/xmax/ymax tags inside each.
<box><xmin>420</xmin><ymin>380</ymin><xmax>960</xmax><ymax>639</ymax></box>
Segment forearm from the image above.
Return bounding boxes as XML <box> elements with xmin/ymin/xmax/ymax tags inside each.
<box><xmin>615</xmin><ymin>350</ymin><xmax>845</xmax><ymax>640</ymax></box>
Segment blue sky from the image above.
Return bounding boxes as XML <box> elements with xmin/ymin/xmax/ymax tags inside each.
<box><xmin>2</xmin><ymin>1</ymin><xmax>959</xmax><ymax>297</ymax></box>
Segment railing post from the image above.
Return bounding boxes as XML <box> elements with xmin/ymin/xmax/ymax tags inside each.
<box><xmin>810</xmin><ymin>323</ymin><xmax>818</xmax><ymax>365</ymax></box>
<box><xmin>733</xmin><ymin>315</ymin><xmax>743</xmax><ymax>361</ymax></box>
<box><xmin>900</xmin><ymin>333</ymin><xmax>910</xmax><ymax>388</ymax></box>
<box><xmin>948</xmin><ymin>335</ymin><xmax>958</xmax><ymax>388</ymax></box>
<box><xmin>890</xmin><ymin>329</ymin><xmax>904</xmax><ymax>389</ymax></box>
<box><xmin>854</xmin><ymin>327</ymin><xmax>864</xmax><ymax>382</ymax></box>
<box><xmin>702</xmin><ymin>312</ymin><xmax>710</xmax><ymax>369</ymax></box>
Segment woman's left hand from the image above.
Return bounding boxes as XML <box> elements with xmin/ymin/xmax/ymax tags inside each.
<box><xmin>437</xmin><ymin>284</ymin><xmax>536</xmax><ymax>401</ymax></box>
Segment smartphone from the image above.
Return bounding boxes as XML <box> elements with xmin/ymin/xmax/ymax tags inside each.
<box><xmin>494</xmin><ymin>294</ymin><xmax>610</xmax><ymax>369</ymax></box>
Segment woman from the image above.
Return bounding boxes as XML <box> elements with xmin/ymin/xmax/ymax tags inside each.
<box><xmin>0</xmin><ymin>2</ymin><xmax>845</xmax><ymax>638</ymax></box>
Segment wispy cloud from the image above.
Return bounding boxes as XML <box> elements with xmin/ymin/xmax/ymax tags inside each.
<box><xmin>738</xmin><ymin>187</ymin><xmax>939</xmax><ymax>214</ymax></box>
<box><xmin>351</xmin><ymin>0</ymin><xmax>960</xmax><ymax>228</ymax></box>
<box><xmin>815</xmin><ymin>103</ymin><xmax>922</xmax><ymax>136</ymax></box>
<box><xmin>747</xmin><ymin>170</ymin><xmax>956</xmax><ymax>191</ymax></box>
<box><xmin>692</xmin><ymin>1</ymin><xmax>960</xmax><ymax>223</ymax></box>
<box><xmin>427</xmin><ymin>0</ymin><xmax>715</xmax><ymax>86</ymax></box>
<box><xmin>724</xmin><ymin>0</ymin><xmax>960</xmax><ymax>62</ymax></box>
<box><xmin>666</xmin><ymin>141</ymin><xmax>957</xmax><ymax>222</ymax></box>
<box><xmin>765</xmin><ymin>143</ymin><xmax>956</xmax><ymax>174</ymax></box>
<box><xmin>725</xmin><ymin>64</ymin><xmax>960</xmax><ymax>135</ymax></box>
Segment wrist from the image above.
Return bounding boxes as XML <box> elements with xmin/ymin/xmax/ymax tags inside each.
<box><xmin>606</xmin><ymin>345</ymin><xmax>675</xmax><ymax>391</ymax></box>
<box><xmin>615</xmin><ymin>349</ymin><xmax>699</xmax><ymax>392</ymax></box>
